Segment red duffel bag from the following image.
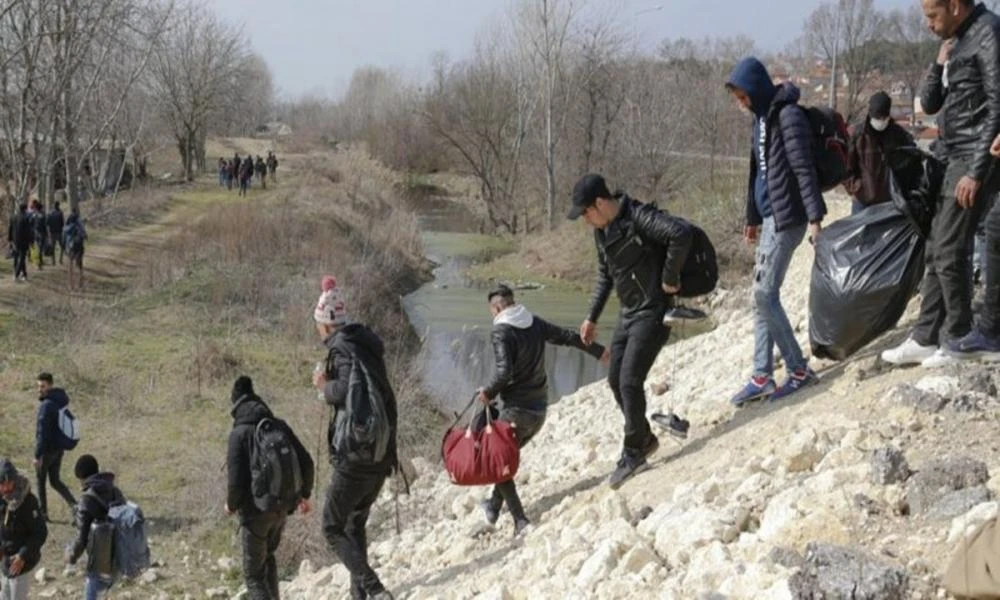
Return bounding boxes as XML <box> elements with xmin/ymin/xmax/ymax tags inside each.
<box><xmin>442</xmin><ymin>397</ymin><xmax>520</xmax><ymax>486</ymax></box>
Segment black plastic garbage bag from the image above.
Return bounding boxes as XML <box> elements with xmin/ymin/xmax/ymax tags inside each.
<box><xmin>808</xmin><ymin>149</ymin><xmax>942</xmax><ymax>361</ymax></box>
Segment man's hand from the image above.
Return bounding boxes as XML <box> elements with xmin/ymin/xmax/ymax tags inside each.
<box><xmin>599</xmin><ymin>348</ymin><xmax>611</xmax><ymax>367</ymax></box>
<box><xmin>8</xmin><ymin>555</ymin><xmax>24</xmax><ymax>577</ymax></box>
<box><xmin>992</xmin><ymin>133</ymin><xmax>1000</xmax><ymax>158</ymax></box>
<box><xmin>580</xmin><ymin>320</ymin><xmax>597</xmax><ymax>346</ymax></box>
<box><xmin>476</xmin><ymin>388</ymin><xmax>490</xmax><ymax>406</ymax></box>
<box><xmin>661</xmin><ymin>283</ymin><xmax>680</xmax><ymax>295</ymax></box>
<box><xmin>298</xmin><ymin>499</ymin><xmax>312</xmax><ymax>515</ymax></box>
<box><xmin>743</xmin><ymin>225</ymin><xmax>760</xmax><ymax>246</ymax></box>
<box><xmin>808</xmin><ymin>222</ymin><xmax>822</xmax><ymax>245</ymax></box>
<box><xmin>956</xmin><ymin>176</ymin><xmax>982</xmax><ymax>209</ymax></box>
<box><xmin>312</xmin><ymin>370</ymin><xmax>327</xmax><ymax>390</ymax></box>
<box><xmin>937</xmin><ymin>39</ymin><xmax>955</xmax><ymax>65</ymax></box>
<box><xmin>224</xmin><ymin>503</ymin><xmax>234</xmax><ymax>517</ymax></box>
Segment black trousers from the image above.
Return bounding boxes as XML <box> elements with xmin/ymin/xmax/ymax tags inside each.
<box><xmin>36</xmin><ymin>450</ymin><xmax>76</xmax><ymax>517</ymax></box>
<box><xmin>981</xmin><ymin>191</ymin><xmax>1000</xmax><ymax>335</ymax></box>
<box><xmin>323</xmin><ymin>469</ymin><xmax>386</xmax><ymax>600</ymax></box>
<box><xmin>241</xmin><ymin>511</ymin><xmax>286</xmax><ymax>600</ymax></box>
<box><xmin>12</xmin><ymin>247</ymin><xmax>27</xmax><ymax>279</ymax></box>
<box><xmin>913</xmin><ymin>158</ymin><xmax>991</xmax><ymax>345</ymax></box>
<box><xmin>608</xmin><ymin>316</ymin><xmax>670</xmax><ymax>458</ymax></box>
<box><xmin>479</xmin><ymin>406</ymin><xmax>545</xmax><ymax>522</ymax></box>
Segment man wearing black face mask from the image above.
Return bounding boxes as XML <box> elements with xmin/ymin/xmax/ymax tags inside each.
<box><xmin>844</xmin><ymin>91</ymin><xmax>916</xmax><ymax>214</ymax></box>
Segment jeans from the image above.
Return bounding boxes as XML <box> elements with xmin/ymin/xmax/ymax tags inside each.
<box><xmin>0</xmin><ymin>572</ymin><xmax>30</xmax><ymax>600</ymax></box>
<box><xmin>980</xmin><ymin>191</ymin><xmax>1000</xmax><ymax>336</ymax></box>
<box><xmin>478</xmin><ymin>406</ymin><xmax>545</xmax><ymax>522</ymax></box>
<box><xmin>241</xmin><ymin>512</ymin><xmax>286</xmax><ymax>600</ymax></box>
<box><xmin>753</xmin><ymin>217</ymin><xmax>808</xmax><ymax>377</ymax></box>
<box><xmin>84</xmin><ymin>576</ymin><xmax>112</xmax><ymax>600</ymax></box>
<box><xmin>12</xmin><ymin>248</ymin><xmax>27</xmax><ymax>279</ymax></box>
<box><xmin>912</xmin><ymin>158</ymin><xmax>989</xmax><ymax>345</ymax></box>
<box><xmin>36</xmin><ymin>450</ymin><xmax>77</xmax><ymax>518</ymax></box>
<box><xmin>323</xmin><ymin>470</ymin><xmax>387</xmax><ymax>599</ymax></box>
<box><xmin>608</xmin><ymin>316</ymin><xmax>670</xmax><ymax>457</ymax></box>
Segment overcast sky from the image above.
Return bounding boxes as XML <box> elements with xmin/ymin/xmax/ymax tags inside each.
<box><xmin>208</xmin><ymin>0</ymin><xmax>917</xmax><ymax>100</ymax></box>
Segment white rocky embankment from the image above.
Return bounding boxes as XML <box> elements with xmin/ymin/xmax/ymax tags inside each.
<box><xmin>280</xmin><ymin>199</ymin><xmax>1000</xmax><ymax>600</ymax></box>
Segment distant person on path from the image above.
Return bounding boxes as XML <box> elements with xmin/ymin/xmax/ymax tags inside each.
<box><xmin>0</xmin><ymin>459</ymin><xmax>47</xmax><ymax>600</ymax></box>
<box><xmin>33</xmin><ymin>373</ymin><xmax>76</xmax><ymax>523</ymax></box>
<box><xmin>568</xmin><ymin>174</ymin><xmax>694</xmax><ymax>490</ymax></box>
<box><xmin>239</xmin><ymin>157</ymin><xmax>254</xmax><ymax>197</ymax></box>
<box><xmin>226</xmin><ymin>160</ymin><xmax>236</xmax><ymax>191</ymax></box>
<box><xmin>476</xmin><ymin>284</ymin><xmax>607</xmax><ymax>534</ymax></box>
<box><xmin>218</xmin><ymin>158</ymin><xmax>227</xmax><ymax>188</ymax></box>
<box><xmin>63</xmin><ymin>211</ymin><xmax>87</xmax><ymax>292</ymax></box>
<box><xmin>255</xmin><ymin>156</ymin><xmax>267</xmax><ymax>189</ymax></box>
<box><xmin>881</xmin><ymin>0</ymin><xmax>1000</xmax><ymax>367</ymax></box>
<box><xmin>28</xmin><ymin>201</ymin><xmax>47</xmax><ymax>271</ymax></box>
<box><xmin>226</xmin><ymin>375</ymin><xmax>314</xmax><ymax>600</ymax></box>
<box><xmin>844</xmin><ymin>91</ymin><xmax>916</xmax><ymax>214</ymax></box>
<box><xmin>7</xmin><ymin>204</ymin><xmax>31</xmax><ymax>282</ymax></box>
<box><xmin>66</xmin><ymin>455</ymin><xmax>124</xmax><ymax>600</ymax></box>
<box><xmin>724</xmin><ymin>57</ymin><xmax>825</xmax><ymax>406</ymax></box>
<box><xmin>46</xmin><ymin>201</ymin><xmax>65</xmax><ymax>266</ymax></box>
<box><xmin>267</xmin><ymin>152</ymin><xmax>278</xmax><ymax>183</ymax></box>
<box><xmin>311</xmin><ymin>277</ymin><xmax>397</xmax><ymax>600</ymax></box>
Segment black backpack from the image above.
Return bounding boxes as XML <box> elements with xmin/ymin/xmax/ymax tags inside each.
<box><xmin>249</xmin><ymin>418</ymin><xmax>304</xmax><ymax>513</ymax></box>
<box><xmin>676</xmin><ymin>221</ymin><xmax>719</xmax><ymax>298</ymax></box>
<box><xmin>799</xmin><ymin>105</ymin><xmax>850</xmax><ymax>192</ymax></box>
<box><xmin>65</xmin><ymin>222</ymin><xmax>84</xmax><ymax>255</ymax></box>
<box><xmin>332</xmin><ymin>356</ymin><xmax>392</xmax><ymax>466</ymax></box>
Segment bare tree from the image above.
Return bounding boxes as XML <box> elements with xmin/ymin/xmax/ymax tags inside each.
<box><xmin>886</xmin><ymin>5</ymin><xmax>935</xmax><ymax>126</ymax></box>
<box><xmin>806</xmin><ymin>0</ymin><xmax>885</xmax><ymax>120</ymax></box>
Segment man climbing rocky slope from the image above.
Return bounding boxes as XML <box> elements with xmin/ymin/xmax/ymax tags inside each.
<box><xmin>285</xmin><ymin>199</ymin><xmax>1000</xmax><ymax>599</ymax></box>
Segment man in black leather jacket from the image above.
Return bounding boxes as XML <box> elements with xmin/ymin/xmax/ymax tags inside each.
<box><xmin>475</xmin><ymin>284</ymin><xmax>607</xmax><ymax>534</ymax></box>
<box><xmin>569</xmin><ymin>173</ymin><xmax>693</xmax><ymax>489</ymax></box>
<box><xmin>882</xmin><ymin>0</ymin><xmax>1000</xmax><ymax>368</ymax></box>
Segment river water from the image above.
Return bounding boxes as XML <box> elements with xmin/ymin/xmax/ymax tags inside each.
<box><xmin>401</xmin><ymin>194</ymin><xmax>618</xmax><ymax>415</ymax></box>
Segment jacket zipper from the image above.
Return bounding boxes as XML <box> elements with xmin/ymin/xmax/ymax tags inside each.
<box><xmin>631</xmin><ymin>272</ymin><xmax>649</xmax><ymax>304</ymax></box>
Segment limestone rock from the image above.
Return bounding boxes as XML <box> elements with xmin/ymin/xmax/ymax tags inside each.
<box><xmin>870</xmin><ymin>447</ymin><xmax>911</xmax><ymax>485</ymax></box>
<box><xmin>768</xmin><ymin>546</ymin><xmax>805</xmax><ymax>569</ymax></box>
<box><xmin>475</xmin><ymin>585</ymin><xmax>513</xmax><ymax>600</ymax></box>
<box><xmin>575</xmin><ymin>541</ymin><xmax>620</xmax><ymax>591</ymax></box>
<box><xmin>216</xmin><ymin>557</ymin><xmax>237</xmax><ymax>572</ymax></box>
<box><xmin>927</xmin><ymin>486</ymin><xmax>993</xmax><ymax>521</ymax></box>
<box><xmin>34</xmin><ymin>567</ymin><xmax>48</xmax><ymax>584</ymax></box>
<box><xmin>905</xmin><ymin>457</ymin><xmax>989</xmax><ymax>515</ymax></box>
<box><xmin>619</xmin><ymin>545</ymin><xmax>659</xmax><ymax>574</ymax></box>
<box><xmin>788</xmin><ymin>543</ymin><xmax>909</xmax><ymax>600</ymax></box>
<box><xmin>885</xmin><ymin>384</ymin><xmax>947</xmax><ymax>413</ymax></box>
<box><xmin>783</xmin><ymin>429</ymin><xmax>824</xmax><ymax>473</ymax></box>
<box><xmin>947</xmin><ymin>502</ymin><xmax>1000</xmax><ymax>543</ymax></box>
<box><xmin>141</xmin><ymin>568</ymin><xmax>160</xmax><ymax>584</ymax></box>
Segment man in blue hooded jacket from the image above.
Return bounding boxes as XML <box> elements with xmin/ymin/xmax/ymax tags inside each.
<box><xmin>725</xmin><ymin>57</ymin><xmax>826</xmax><ymax>406</ymax></box>
<box><xmin>33</xmin><ymin>373</ymin><xmax>77</xmax><ymax>522</ymax></box>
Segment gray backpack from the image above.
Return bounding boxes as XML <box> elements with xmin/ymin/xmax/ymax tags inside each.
<box><xmin>332</xmin><ymin>357</ymin><xmax>391</xmax><ymax>466</ymax></box>
<box><xmin>85</xmin><ymin>491</ymin><xmax>151</xmax><ymax>579</ymax></box>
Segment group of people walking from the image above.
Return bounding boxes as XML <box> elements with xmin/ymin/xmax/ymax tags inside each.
<box><xmin>1</xmin><ymin>372</ymin><xmax>136</xmax><ymax>600</ymax></box>
<box><xmin>7</xmin><ymin>200</ymin><xmax>87</xmax><ymax>290</ymax></box>
<box><xmin>219</xmin><ymin>151</ymin><xmax>279</xmax><ymax>196</ymax></box>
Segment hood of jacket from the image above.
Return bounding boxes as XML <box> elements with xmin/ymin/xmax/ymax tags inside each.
<box><xmin>82</xmin><ymin>472</ymin><xmax>118</xmax><ymax>500</ymax></box>
<box><xmin>771</xmin><ymin>81</ymin><xmax>802</xmax><ymax>110</ymax></box>
<box><xmin>493</xmin><ymin>304</ymin><xmax>534</xmax><ymax>329</ymax></box>
<box><xmin>230</xmin><ymin>394</ymin><xmax>273</xmax><ymax>426</ymax></box>
<box><xmin>2</xmin><ymin>474</ymin><xmax>31</xmax><ymax>511</ymax></box>
<box><xmin>326</xmin><ymin>322</ymin><xmax>385</xmax><ymax>359</ymax></box>
<box><xmin>39</xmin><ymin>388</ymin><xmax>69</xmax><ymax>409</ymax></box>
<box><xmin>728</xmin><ymin>57</ymin><xmax>777</xmax><ymax>117</ymax></box>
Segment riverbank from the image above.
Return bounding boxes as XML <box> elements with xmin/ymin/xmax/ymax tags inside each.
<box><xmin>0</xmin><ymin>141</ymin><xmax>442</xmax><ymax>598</ymax></box>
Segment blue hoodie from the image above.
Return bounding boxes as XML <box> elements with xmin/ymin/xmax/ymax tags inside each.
<box><xmin>728</xmin><ymin>57</ymin><xmax>778</xmax><ymax>221</ymax></box>
<box><xmin>35</xmin><ymin>388</ymin><xmax>70</xmax><ymax>458</ymax></box>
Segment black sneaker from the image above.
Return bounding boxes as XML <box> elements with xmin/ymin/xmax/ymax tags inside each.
<box><xmin>513</xmin><ymin>518</ymin><xmax>532</xmax><ymax>537</ymax></box>
<box><xmin>651</xmin><ymin>412</ymin><xmax>690</xmax><ymax>440</ymax></box>
<box><xmin>607</xmin><ymin>455</ymin><xmax>650</xmax><ymax>490</ymax></box>
<box><xmin>481</xmin><ymin>500</ymin><xmax>499</xmax><ymax>526</ymax></box>
<box><xmin>663</xmin><ymin>305</ymin><xmax>709</xmax><ymax>325</ymax></box>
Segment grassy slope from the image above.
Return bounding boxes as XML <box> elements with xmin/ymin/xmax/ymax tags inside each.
<box><xmin>0</xmin><ymin>141</ymin><xmax>435</xmax><ymax>598</ymax></box>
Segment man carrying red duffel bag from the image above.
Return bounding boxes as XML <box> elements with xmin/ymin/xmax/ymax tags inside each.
<box><xmin>470</xmin><ymin>284</ymin><xmax>608</xmax><ymax>536</ymax></box>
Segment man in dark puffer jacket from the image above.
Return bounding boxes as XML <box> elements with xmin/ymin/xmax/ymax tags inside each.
<box><xmin>569</xmin><ymin>174</ymin><xmax>694</xmax><ymax>489</ymax></box>
<box><xmin>476</xmin><ymin>284</ymin><xmax>607</xmax><ymax>534</ymax></box>
<box><xmin>726</xmin><ymin>57</ymin><xmax>825</xmax><ymax>407</ymax></box>
<box><xmin>885</xmin><ymin>0</ymin><xmax>1000</xmax><ymax>366</ymax></box>
<box><xmin>67</xmin><ymin>454</ymin><xmax>126</xmax><ymax>600</ymax></box>
<box><xmin>0</xmin><ymin>460</ymin><xmax>47</xmax><ymax>600</ymax></box>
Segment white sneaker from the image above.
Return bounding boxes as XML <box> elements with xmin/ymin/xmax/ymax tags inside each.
<box><xmin>921</xmin><ymin>349</ymin><xmax>958</xmax><ymax>369</ymax></box>
<box><xmin>880</xmin><ymin>338</ymin><xmax>937</xmax><ymax>365</ymax></box>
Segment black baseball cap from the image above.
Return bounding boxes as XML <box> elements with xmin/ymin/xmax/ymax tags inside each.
<box><xmin>567</xmin><ymin>174</ymin><xmax>612</xmax><ymax>220</ymax></box>
<box><xmin>869</xmin><ymin>91</ymin><xmax>891</xmax><ymax>119</ymax></box>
